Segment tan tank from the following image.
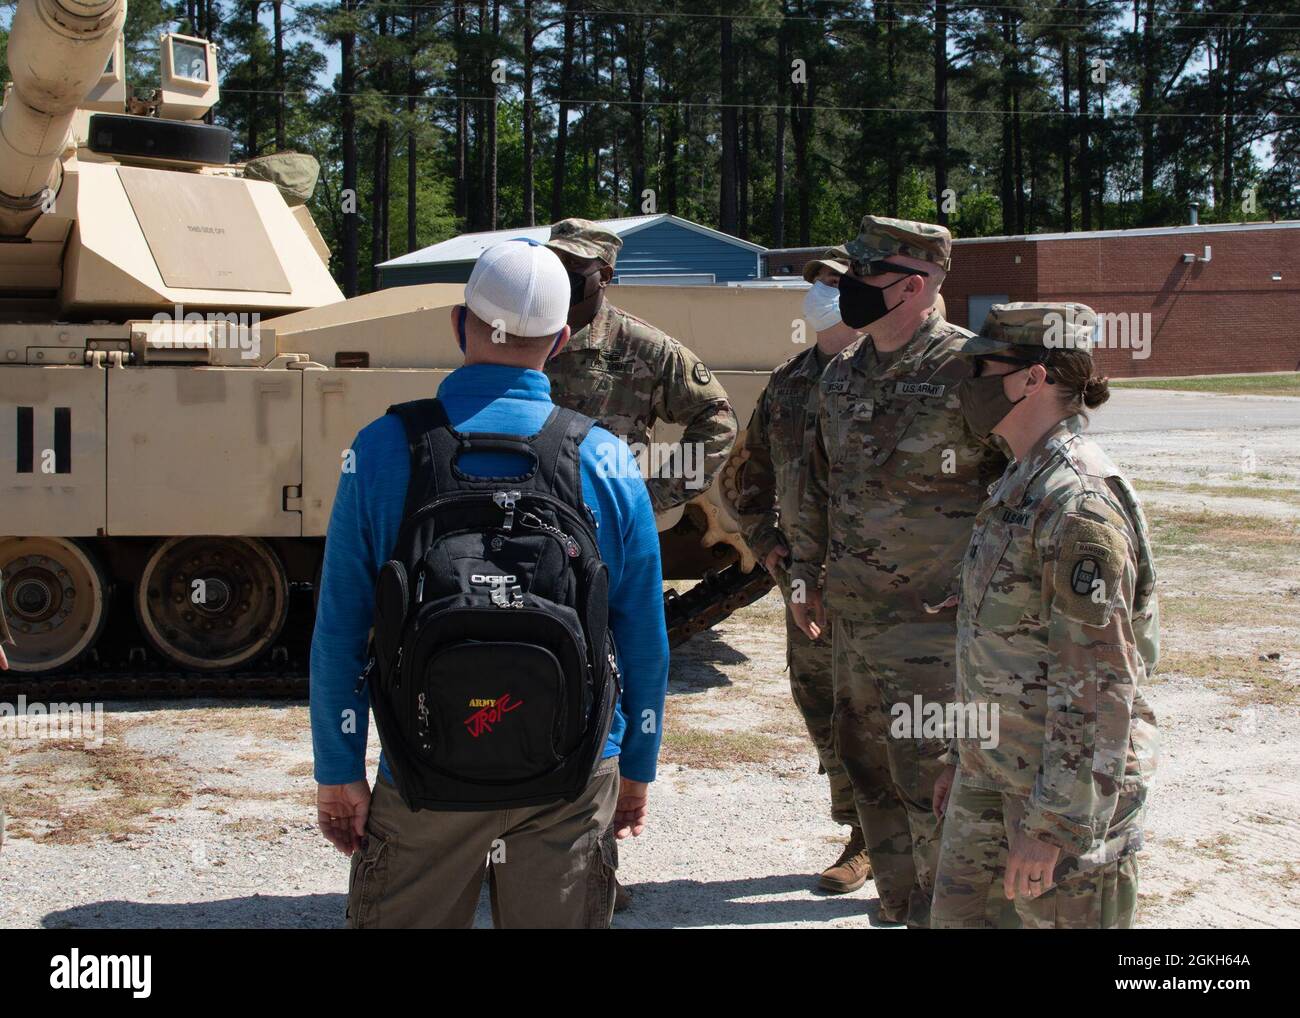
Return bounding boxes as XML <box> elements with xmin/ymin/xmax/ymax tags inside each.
<box><xmin>0</xmin><ymin>0</ymin><xmax>816</xmax><ymax>685</ymax></box>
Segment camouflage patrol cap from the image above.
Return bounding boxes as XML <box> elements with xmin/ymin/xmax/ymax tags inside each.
<box><xmin>546</xmin><ymin>218</ymin><xmax>624</xmax><ymax>266</ymax></box>
<box><xmin>960</xmin><ymin>302</ymin><xmax>1098</xmax><ymax>359</ymax></box>
<box><xmin>801</xmin><ymin>244</ymin><xmax>851</xmax><ymax>283</ymax></box>
<box><xmin>846</xmin><ymin>215</ymin><xmax>952</xmax><ymax>272</ymax></box>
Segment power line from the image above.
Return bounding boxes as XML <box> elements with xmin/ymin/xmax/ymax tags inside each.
<box><xmin>217</xmin><ymin>83</ymin><xmax>1300</xmax><ymax>121</ymax></box>
<box><xmin>269</xmin><ymin>0</ymin><xmax>1300</xmax><ymax>35</ymax></box>
<box><xmin>279</xmin><ymin>0</ymin><xmax>1300</xmax><ymax>25</ymax></box>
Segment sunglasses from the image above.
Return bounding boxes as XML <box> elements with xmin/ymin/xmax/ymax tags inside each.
<box><xmin>850</xmin><ymin>258</ymin><xmax>932</xmax><ymax>279</ymax></box>
<box><xmin>976</xmin><ymin>352</ymin><xmax>1057</xmax><ymax>383</ymax></box>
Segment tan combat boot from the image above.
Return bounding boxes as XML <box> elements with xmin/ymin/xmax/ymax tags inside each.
<box><xmin>818</xmin><ymin>827</ymin><xmax>871</xmax><ymax>893</ymax></box>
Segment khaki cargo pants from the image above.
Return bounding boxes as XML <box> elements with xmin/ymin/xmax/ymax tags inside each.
<box><xmin>831</xmin><ymin>618</ymin><xmax>954</xmax><ymax>927</ymax></box>
<box><xmin>931</xmin><ymin>769</ymin><xmax>1142</xmax><ymax>929</ymax></box>
<box><xmin>346</xmin><ymin>757</ymin><xmax>620</xmax><ymax>929</ymax></box>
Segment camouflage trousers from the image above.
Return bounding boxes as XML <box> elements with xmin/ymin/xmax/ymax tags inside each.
<box><xmin>780</xmin><ymin>584</ymin><xmax>857</xmax><ymax>828</ymax></box>
<box><xmin>931</xmin><ymin>770</ymin><xmax>1141</xmax><ymax>929</ymax></box>
<box><xmin>831</xmin><ymin>618</ymin><xmax>954</xmax><ymax>928</ymax></box>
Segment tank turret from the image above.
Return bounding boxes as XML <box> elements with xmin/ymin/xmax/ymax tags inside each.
<box><xmin>0</xmin><ymin>1</ymin><xmax>791</xmax><ymax>683</ymax></box>
<box><xmin>0</xmin><ymin>0</ymin><xmax>125</xmax><ymax>238</ymax></box>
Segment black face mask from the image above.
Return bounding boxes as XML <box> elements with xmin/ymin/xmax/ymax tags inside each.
<box><xmin>566</xmin><ymin>266</ymin><xmax>604</xmax><ymax>330</ymax></box>
<box><xmin>838</xmin><ymin>272</ymin><xmax>909</xmax><ymax>329</ymax></box>
<box><xmin>566</xmin><ymin>269</ymin><xmax>591</xmax><ymax>306</ymax></box>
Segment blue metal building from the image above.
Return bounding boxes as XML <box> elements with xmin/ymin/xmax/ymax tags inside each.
<box><xmin>375</xmin><ymin>214</ymin><xmax>766</xmax><ymax>288</ymax></box>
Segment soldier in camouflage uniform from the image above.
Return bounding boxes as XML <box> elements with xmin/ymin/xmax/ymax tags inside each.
<box><xmin>545</xmin><ymin>219</ymin><xmax>738</xmax><ymax>512</ymax></box>
<box><xmin>732</xmin><ymin>247</ymin><xmax>871</xmax><ymax>893</ymax></box>
<box><xmin>787</xmin><ymin>217</ymin><xmax>1007</xmax><ymax>927</ymax></box>
<box><xmin>545</xmin><ymin>219</ymin><xmax>737</xmax><ymax>913</ymax></box>
<box><xmin>930</xmin><ymin>302</ymin><xmax>1159</xmax><ymax>929</ymax></box>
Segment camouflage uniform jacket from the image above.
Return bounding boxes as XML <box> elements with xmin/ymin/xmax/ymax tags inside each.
<box><xmin>545</xmin><ymin>301</ymin><xmax>737</xmax><ymax>512</ymax></box>
<box><xmin>788</xmin><ymin>310</ymin><xmax>1007</xmax><ymax>622</ymax></box>
<box><xmin>733</xmin><ymin>345</ymin><xmax>829</xmax><ymax>564</ymax></box>
<box><xmin>949</xmin><ymin>416</ymin><xmax>1160</xmax><ymax>859</ymax></box>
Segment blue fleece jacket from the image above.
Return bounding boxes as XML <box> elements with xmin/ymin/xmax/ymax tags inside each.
<box><xmin>310</xmin><ymin>363</ymin><xmax>669</xmax><ymax>786</ymax></box>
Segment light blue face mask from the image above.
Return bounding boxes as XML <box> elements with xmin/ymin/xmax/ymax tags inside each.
<box><xmin>802</xmin><ymin>280</ymin><xmax>843</xmax><ymax>332</ymax></box>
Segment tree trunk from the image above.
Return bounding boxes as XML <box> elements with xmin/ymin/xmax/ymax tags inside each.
<box><xmin>454</xmin><ymin>2</ymin><xmax>467</xmax><ymax>221</ymax></box>
<box><xmin>551</xmin><ymin>1</ymin><xmax>576</xmax><ymax>221</ymax></box>
<box><xmin>487</xmin><ymin>0</ymin><xmax>499</xmax><ymax>230</ymax></box>
<box><xmin>1060</xmin><ymin>38</ymin><xmax>1072</xmax><ymax>231</ymax></box>
<box><xmin>1000</xmin><ymin>10</ymin><xmax>1014</xmax><ymax>234</ymax></box>
<box><xmin>522</xmin><ymin>0</ymin><xmax>536</xmax><ymax>225</ymax></box>
<box><xmin>1222</xmin><ymin>27</ymin><xmax>1236</xmax><ymax>212</ymax></box>
<box><xmin>719</xmin><ymin>16</ymin><xmax>738</xmax><ymax>234</ymax></box>
<box><xmin>625</xmin><ymin>17</ymin><xmax>646</xmax><ymax>218</ymax></box>
<box><xmin>407</xmin><ymin>1</ymin><xmax>418</xmax><ymax>251</ymax></box>
<box><xmin>247</xmin><ymin>1</ymin><xmax>259</xmax><ymax>158</ymax></box>
<box><xmin>371</xmin><ymin>10</ymin><xmax>391</xmax><ymax>290</ymax></box>
<box><xmin>885</xmin><ymin>1</ymin><xmax>899</xmax><ymax>215</ymax></box>
<box><xmin>739</xmin><ymin>77</ymin><xmax>751</xmax><ymax>240</ymax></box>
<box><xmin>933</xmin><ymin>1</ymin><xmax>948</xmax><ymax>225</ymax></box>
<box><xmin>1077</xmin><ymin>31</ymin><xmax>1091</xmax><ymax>231</ymax></box>
<box><xmin>772</xmin><ymin>13</ymin><xmax>787</xmax><ymax>245</ymax></box>
<box><xmin>1140</xmin><ymin>0</ymin><xmax>1156</xmax><ymax>212</ymax></box>
<box><xmin>790</xmin><ymin>11</ymin><xmax>812</xmax><ymax>245</ymax></box>
<box><xmin>272</xmin><ymin>0</ymin><xmax>284</xmax><ymax>151</ymax></box>
<box><xmin>340</xmin><ymin>0</ymin><xmax>358</xmax><ymax>296</ymax></box>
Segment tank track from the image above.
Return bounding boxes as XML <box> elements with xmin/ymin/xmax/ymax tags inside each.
<box><xmin>0</xmin><ymin>566</ymin><xmax>775</xmax><ymax>700</ymax></box>
<box><xmin>0</xmin><ymin>668</ymin><xmax>308</xmax><ymax>701</ymax></box>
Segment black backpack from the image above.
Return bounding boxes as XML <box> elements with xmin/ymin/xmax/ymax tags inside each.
<box><xmin>361</xmin><ymin>398</ymin><xmax>619</xmax><ymax>812</ymax></box>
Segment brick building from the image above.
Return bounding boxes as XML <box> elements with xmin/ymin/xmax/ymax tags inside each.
<box><xmin>766</xmin><ymin>222</ymin><xmax>1300</xmax><ymax>378</ymax></box>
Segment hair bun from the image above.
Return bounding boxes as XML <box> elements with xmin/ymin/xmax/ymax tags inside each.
<box><xmin>1082</xmin><ymin>376</ymin><xmax>1111</xmax><ymax>409</ymax></box>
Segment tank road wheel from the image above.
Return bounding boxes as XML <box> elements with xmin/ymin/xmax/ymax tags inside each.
<box><xmin>0</xmin><ymin>537</ymin><xmax>111</xmax><ymax>674</ymax></box>
<box><xmin>136</xmin><ymin>537</ymin><xmax>289</xmax><ymax>671</ymax></box>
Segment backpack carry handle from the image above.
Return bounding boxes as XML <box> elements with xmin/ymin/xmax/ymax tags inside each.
<box><xmin>450</xmin><ymin>437</ymin><xmax>540</xmax><ymax>484</ymax></box>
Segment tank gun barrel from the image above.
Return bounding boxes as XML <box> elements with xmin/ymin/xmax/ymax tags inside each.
<box><xmin>0</xmin><ymin>0</ymin><xmax>126</xmax><ymax>237</ymax></box>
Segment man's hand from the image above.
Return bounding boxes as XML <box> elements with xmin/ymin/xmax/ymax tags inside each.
<box><xmin>612</xmin><ymin>778</ymin><xmax>649</xmax><ymax>839</ymax></box>
<box><xmin>932</xmin><ymin>763</ymin><xmax>957</xmax><ymax>819</ymax></box>
<box><xmin>763</xmin><ymin>543</ymin><xmax>789</xmax><ymax>575</ymax></box>
<box><xmin>317</xmin><ymin>780</ymin><xmax>372</xmax><ymax>855</ymax></box>
<box><xmin>1004</xmin><ymin>829</ymin><xmax>1061</xmax><ymax>900</ymax></box>
<box><xmin>789</xmin><ymin>585</ymin><xmax>827</xmax><ymax>641</ymax></box>
<box><xmin>0</xmin><ymin>644</ymin><xmax>8</xmax><ymax>670</ymax></box>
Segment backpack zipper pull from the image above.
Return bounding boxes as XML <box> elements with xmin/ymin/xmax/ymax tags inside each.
<box><xmin>518</xmin><ymin>511</ymin><xmax>581</xmax><ymax>558</ymax></box>
<box><xmin>494</xmin><ymin>490</ymin><xmax>520</xmax><ymax>531</ymax></box>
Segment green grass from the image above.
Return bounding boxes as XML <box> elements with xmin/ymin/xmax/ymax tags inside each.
<box><xmin>1112</xmin><ymin>372</ymin><xmax>1300</xmax><ymax>397</ymax></box>
<box><xmin>1136</xmin><ymin>479</ymin><xmax>1300</xmax><ymax>508</ymax></box>
<box><xmin>659</xmin><ymin>725</ymin><xmax>791</xmax><ymax>769</ymax></box>
<box><xmin>1146</xmin><ymin>507</ymin><xmax>1298</xmax><ymax>552</ymax></box>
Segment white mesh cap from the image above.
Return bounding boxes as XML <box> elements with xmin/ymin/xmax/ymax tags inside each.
<box><xmin>463</xmin><ymin>239</ymin><xmax>571</xmax><ymax>338</ymax></box>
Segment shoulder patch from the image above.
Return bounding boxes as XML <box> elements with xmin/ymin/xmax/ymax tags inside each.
<box><xmin>1052</xmin><ymin>511</ymin><xmax>1129</xmax><ymax>627</ymax></box>
<box><xmin>693</xmin><ymin>361</ymin><xmax>712</xmax><ymax>385</ymax></box>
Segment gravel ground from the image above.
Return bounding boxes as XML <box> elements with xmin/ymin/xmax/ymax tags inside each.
<box><xmin>1</xmin><ymin>389</ymin><xmax>1297</xmax><ymax>929</ymax></box>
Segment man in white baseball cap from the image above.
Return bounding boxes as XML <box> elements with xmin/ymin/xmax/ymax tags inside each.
<box><xmin>311</xmin><ymin>239</ymin><xmax>669</xmax><ymax>928</ymax></box>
